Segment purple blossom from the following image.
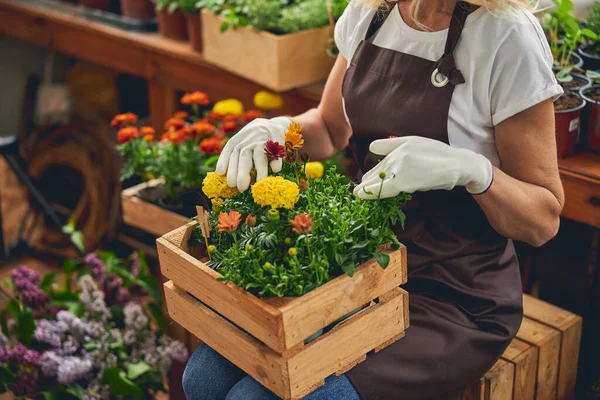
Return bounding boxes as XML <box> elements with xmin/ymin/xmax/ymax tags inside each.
<box><xmin>106</xmin><ymin>273</ymin><xmax>130</xmax><ymax>305</ymax></box>
<box><xmin>78</xmin><ymin>276</ymin><xmax>110</xmax><ymax>321</ymax></box>
<box><xmin>40</xmin><ymin>351</ymin><xmax>62</xmax><ymax>377</ymax></box>
<box><xmin>10</xmin><ymin>266</ymin><xmax>49</xmax><ymax>310</ymax></box>
<box><xmin>124</xmin><ymin>302</ymin><xmax>148</xmax><ymax>331</ymax></box>
<box><xmin>84</xmin><ymin>253</ymin><xmax>107</xmax><ymax>287</ymax></box>
<box><xmin>130</xmin><ymin>252</ymin><xmax>141</xmax><ymax>277</ymax></box>
<box><xmin>10</xmin><ymin>266</ymin><xmax>41</xmax><ymax>288</ymax></box>
<box><xmin>57</xmin><ymin>356</ymin><xmax>93</xmax><ymax>384</ymax></box>
<box><xmin>35</xmin><ymin>319</ymin><xmax>67</xmax><ymax>348</ymax></box>
<box><xmin>8</xmin><ymin>344</ymin><xmax>41</xmax><ymax>366</ymax></box>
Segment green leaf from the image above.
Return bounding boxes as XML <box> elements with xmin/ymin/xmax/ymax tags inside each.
<box><xmin>62</xmin><ymin>224</ymin><xmax>74</xmax><ymax>234</ymax></box>
<box><xmin>127</xmin><ymin>361</ymin><xmax>153</xmax><ymax>380</ymax></box>
<box><xmin>0</xmin><ymin>366</ymin><xmax>15</xmax><ymax>384</ymax></box>
<box><xmin>0</xmin><ymin>310</ymin><xmax>8</xmax><ymax>336</ymax></box>
<box><xmin>17</xmin><ymin>308</ymin><xmax>35</xmax><ymax>346</ymax></box>
<box><xmin>373</xmin><ymin>252</ymin><xmax>390</xmax><ymax>269</ymax></box>
<box><xmin>41</xmin><ymin>273</ymin><xmax>57</xmax><ymax>293</ymax></box>
<box><xmin>350</xmin><ymin>241</ymin><xmax>369</xmax><ymax>250</ymax></box>
<box><xmin>220</xmin><ymin>21</ymin><xmax>229</xmax><ymax>32</ymax></box>
<box><xmin>43</xmin><ymin>392</ymin><xmax>57</xmax><ymax>400</ymax></box>
<box><xmin>582</xmin><ymin>28</ymin><xmax>598</xmax><ymax>39</ymax></box>
<box><xmin>66</xmin><ymin>384</ymin><xmax>85</xmax><ymax>399</ymax></box>
<box><xmin>587</xmin><ymin>70</ymin><xmax>600</xmax><ymax>80</ymax></box>
<box><xmin>70</xmin><ymin>231</ymin><xmax>85</xmax><ymax>253</ymax></box>
<box><xmin>136</xmin><ymin>275</ymin><xmax>163</xmax><ymax>306</ymax></box>
<box><xmin>103</xmin><ymin>367</ymin><xmax>143</xmax><ymax>399</ymax></box>
<box><xmin>341</xmin><ymin>262</ymin><xmax>355</xmax><ymax>277</ymax></box>
<box><xmin>147</xmin><ymin>302</ymin><xmax>167</xmax><ymax>333</ymax></box>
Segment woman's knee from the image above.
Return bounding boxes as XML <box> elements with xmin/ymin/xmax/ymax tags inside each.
<box><xmin>182</xmin><ymin>345</ymin><xmax>246</xmax><ymax>400</ymax></box>
<box><xmin>225</xmin><ymin>376</ymin><xmax>279</xmax><ymax>400</ymax></box>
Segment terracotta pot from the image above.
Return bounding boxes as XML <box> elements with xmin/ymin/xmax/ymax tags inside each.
<box><xmin>120</xmin><ymin>0</ymin><xmax>155</xmax><ymax>19</ymax></box>
<box><xmin>158</xmin><ymin>8</ymin><xmax>189</xmax><ymax>40</ymax></box>
<box><xmin>185</xmin><ymin>12</ymin><xmax>203</xmax><ymax>52</ymax></box>
<box><xmin>554</xmin><ymin>92</ymin><xmax>586</xmax><ymax>158</ymax></box>
<box><xmin>580</xmin><ymin>85</ymin><xmax>600</xmax><ymax>153</ymax></box>
<box><xmin>78</xmin><ymin>0</ymin><xmax>110</xmax><ymax>10</ymax></box>
<box><xmin>579</xmin><ymin>44</ymin><xmax>600</xmax><ymax>71</ymax></box>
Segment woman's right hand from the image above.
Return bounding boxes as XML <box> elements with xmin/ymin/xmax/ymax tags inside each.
<box><xmin>216</xmin><ymin>116</ymin><xmax>291</xmax><ymax>191</ymax></box>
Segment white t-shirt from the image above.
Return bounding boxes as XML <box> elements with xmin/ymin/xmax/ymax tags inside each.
<box><xmin>335</xmin><ymin>2</ymin><xmax>564</xmax><ymax>167</ymax></box>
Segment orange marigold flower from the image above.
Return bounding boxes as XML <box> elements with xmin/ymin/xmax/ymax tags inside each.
<box><xmin>161</xmin><ymin>129</ymin><xmax>189</xmax><ymax>145</ymax></box>
<box><xmin>284</xmin><ymin>122</ymin><xmax>304</xmax><ymax>153</ymax></box>
<box><xmin>199</xmin><ymin>136</ymin><xmax>224</xmax><ymax>154</ymax></box>
<box><xmin>181</xmin><ymin>91</ymin><xmax>210</xmax><ymax>106</ymax></box>
<box><xmin>242</xmin><ymin>109</ymin><xmax>265</xmax><ymax>124</ymax></box>
<box><xmin>290</xmin><ymin>213</ymin><xmax>313</xmax><ymax>234</ymax></box>
<box><xmin>220</xmin><ymin>120</ymin><xmax>239</xmax><ymax>134</ymax></box>
<box><xmin>117</xmin><ymin>126</ymin><xmax>141</xmax><ymax>144</ymax></box>
<box><xmin>222</xmin><ymin>114</ymin><xmax>239</xmax><ymax>123</ymax></box>
<box><xmin>140</xmin><ymin>126</ymin><xmax>155</xmax><ymax>137</ymax></box>
<box><xmin>143</xmin><ymin>134</ymin><xmax>154</xmax><ymax>143</ymax></box>
<box><xmin>245</xmin><ymin>214</ymin><xmax>257</xmax><ymax>227</ymax></box>
<box><xmin>218</xmin><ymin>210</ymin><xmax>242</xmax><ymax>233</ymax></box>
<box><xmin>164</xmin><ymin>118</ymin><xmax>186</xmax><ymax>130</ymax></box>
<box><xmin>192</xmin><ymin>121</ymin><xmax>216</xmax><ymax>137</ymax></box>
<box><xmin>173</xmin><ymin>111</ymin><xmax>189</xmax><ymax>120</ymax></box>
<box><xmin>111</xmin><ymin>112</ymin><xmax>138</xmax><ymax>129</ymax></box>
<box><xmin>207</xmin><ymin>111</ymin><xmax>223</xmax><ymax>123</ymax></box>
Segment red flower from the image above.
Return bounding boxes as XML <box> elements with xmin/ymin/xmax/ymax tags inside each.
<box><xmin>173</xmin><ymin>111</ymin><xmax>189</xmax><ymax>120</ymax></box>
<box><xmin>164</xmin><ymin>118</ymin><xmax>186</xmax><ymax>130</ymax></box>
<box><xmin>242</xmin><ymin>110</ymin><xmax>265</xmax><ymax>124</ymax></box>
<box><xmin>264</xmin><ymin>140</ymin><xmax>285</xmax><ymax>160</ymax></box>
<box><xmin>290</xmin><ymin>213</ymin><xmax>313</xmax><ymax>234</ymax></box>
<box><xmin>245</xmin><ymin>214</ymin><xmax>257</xmax><ymax>227</ymax></box>
<box><xmin>181</xmin><ymin>91</ymin><xmax>210</xmax><ymax>106</ymax></box>
<box><xmin>117</xmin><ymin>126</ymin><xmax>141</xmax><ymax>144</ymax></box>
<box><xmin>218</xmin><ymin>210</ymin><xmax>242</xmax><ymax>233</ymax></box>
<box><xmin>207</xmin><ymin>111</ymin><xmax>223</xmax><ymax>123</ymax></box>
<box><xmin>192</xmin><ymin>121</ymin><xmax>216</xmax><ymax>137</ymax></box>
<box><xmin>199</xmin><ymin>136</ymin><xmax>225</xmax><ymax>154</ymax></box>
<box><xmin>111</xmin><ymin>112</ymin><xmax>138</xmax><ymax>129</ymax></box>
<box><xmin>220</xmin><ymin>120</ymin><xmax>239</xmax><ymax>134</ymax></box>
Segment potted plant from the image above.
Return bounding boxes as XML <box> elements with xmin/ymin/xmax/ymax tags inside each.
<box><xmin>555</xmin><ymin>91</ymin><xmax>586</xmax><ymax>157</ymax></box>
<box><xmin>78</xmin><ymin>0</ymin><xmax>110</xmax><ymax>11</ymax></box>
<box><xmin>0</xmin><ymin>250</ymin><xmax>187</xmax><ymax>398</ymax></box>
<box><xmin>555</xmin><ymin>66</ymin><xmax>592</xmax><ymax>92</ymax></box>
<box><xmin>179</xmin><ymin>0</ymin><xmax>202</xmax><ymax>52</ymax></box>
<box><xmin>158</xmin><ymin>122</ymin><xmax>410</xmax><ymax>398</ymax></box>
<box><xmin>197</xmin><ymin>0</ymin><xmax>348</xmax><ymax>91</ymax></box>
<box><xmin>580</xmin><ymin>1</ymin><xmax>600</xmax><ymax>70</ymax></box>
<box><xmin>120</xmin><ymin>0</ymin><xmax>155</xmax><ymax>19</ymax></box>
<box><xmin>156</xmin><ymin>0</ymin><xmax>189</xmax><ymax>40</ymax></box>
<box><xmin>579</xmin><ymin>70</ymin><xmax>600</xmax><ymax>152</ymax></box>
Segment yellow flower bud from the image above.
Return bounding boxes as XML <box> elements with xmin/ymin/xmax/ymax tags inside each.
<box><xmin>207</xmin><ymin>245</ymin><xmax>216</xmax><ymax>254</ymax></box>
<box><xmin>264</xmin><ymin>262</ymin><xmax>272</xmax><ymax>271</ymax></box>
<box><xmin>288</xmin><ymin>247</ymin><xmax>297</xmax><ymax>257</ymax></box>
<box><xmin>212</xmin><ymin>99</ymin><xmax>244</xmax><ymax>116</ymax></box>
<box><xmin>253</xmin><ymin>91</ymin><xmax>283</xmax><ymax>110</ymax></box>
<box><xmin>379</xmin><ymin>171</ymin><xmax>387</xmax><ymax>179</ymax></box>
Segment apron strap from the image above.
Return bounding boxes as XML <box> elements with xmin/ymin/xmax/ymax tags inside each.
<box><xmin>437</xmin><ymin>1</ymin><xmax>471</xmax><ymax>85</ymax></box>
<box><xmin>364</xmin><ymin>2</ymin><xmax>395</xmax><ymax>41</ymax></box>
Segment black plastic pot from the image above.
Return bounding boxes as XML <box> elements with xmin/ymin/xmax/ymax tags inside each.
<box><xmin>553</xmin><ymin>52</ymin><xmax>584</xmax><ymax>71</ymax></box>
<box><xmin>158</xmin><ymin>195</ymin><xmax>184</xmax><ymax>212</ymax></box>
<box><xmin>580</xmin><ymin>85</ymin><xmax>600</xmax><ymax>153</ymax></box>
<box><xmin>579</xmin><ymin>44</ymin><xmax>600</xmax><ymax>71</ymax></box>
<box><xmin>136</xmin><ymin>185</ymin><xmax>164</xmax><ymax>204</ymax></box>
<box><xmin>560</xmin><ymin>72</ymin><xmax>592</xmax><ymax>93</ymax></box>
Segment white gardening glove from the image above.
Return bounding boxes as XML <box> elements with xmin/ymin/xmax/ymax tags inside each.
<box><xmin>216</xmin><ymin>116</ymin><xmax>292</xmax><ymax>191</ymax></box>
<box><xmin>353</xmin><ymin>136</ymin><xmax>493</xmax><ymax>200</ymax></box>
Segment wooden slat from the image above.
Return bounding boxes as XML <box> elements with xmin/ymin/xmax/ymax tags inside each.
<box><xmin>121</xmin><ymin>180</ymin><xmax>190</xmax><ymax>237</ymax></box>
<box><xmin>516</xmin><ymin>318</ymin><xmax>561</xmax><ymax>400</ymax></box>
<box><xmin>523</xmin><ymin>294</ymin><xmax>583</xmax><ymax>400</ymax></box>
<box><xmin>501</xmin><ymin>338</ymin><xmax>538</xmax><ymax>400</ymax></box>
<box><xmin>484</xmin><ymin>359</ymin><xmax>516</xmax><ymax>400</ymax></box>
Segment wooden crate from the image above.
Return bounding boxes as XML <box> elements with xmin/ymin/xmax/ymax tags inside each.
<box><xmin>201</xmin><ymin>10</ymin><xmax>335</xmax><ymax>92</ymax></box>
<box><xmin>158</xmin><ymin>221</ymin><xmax>408</xmax><ymax>399</ymax></box>
<box><xmin>121</xmin><ymin>179</ymin><xmax>189</xmax><ymax>237</ymax></box>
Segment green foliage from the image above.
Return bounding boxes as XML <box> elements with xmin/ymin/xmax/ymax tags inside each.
<box><xmin>586</xmin><ymin>1</ymin><xmax>600</xmax><ymax>44</ymax></box>
<box><xmin>178</xmin><ymin>0</ymin><xmax>199</xmax><ymax>13</ymax></box>
<box><xmin>155</xmin><ymin>0</ymin><xmax>179</xmax><ymax>13</ymax></box>
<box><xmin>118</xmin><ymin>138</ymin><xmax>155</xmax><ymax>182</ymax></box>
<box><xmin>197</xmin><ymin>164</ymin><xmax>409</xmax><ymax>297</ymax></box>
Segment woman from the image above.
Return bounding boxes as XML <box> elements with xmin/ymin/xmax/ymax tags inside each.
<box><xmin>183</xmin><ymin>0</ymin><xmax>565</xmax><ymax>398</ymax></box>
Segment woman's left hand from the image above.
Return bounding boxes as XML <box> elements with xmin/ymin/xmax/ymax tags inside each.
<box><xmin>353</xmin><ymin>136</ymin><xmax>493</xmax><ymax>199</ymax></box>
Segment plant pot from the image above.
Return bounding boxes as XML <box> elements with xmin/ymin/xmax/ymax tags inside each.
<box><xmin>201</xmin><ymin>10</ymin><xmax>334</xmax><ymax>91</ymax></box>
<box><xmin>554</xmin><ymin>92</ymin><xmax>586</xmax><ymax>158</ymax></box>
<box><xmin>78</xmin><ymin>0</ymin><xmax>110</xmax><ymax>10</ymax></box>
<box><xmin>560</xmin><ymin>73</ymin><xmax>591</xmax><ymax>93</ymax></box>
<box><xmin>553</xmin><ymin>52</ymin><xmax>584</xmax><ymax>71</ymax></box>
<box><xmin>136</xmin><ymin>185</ymin><xmax>165</xmax><ymax>205</ymax></box>
<box><xmin>579</xmin><ymin>44</ymin><xmax>600</xmax><ymax>71</ymax></box>
<box><xmin>159</xmin><ymin>195</ymin><xmax>185</xmax><ymax>212</ymax></box>
<box><xmin>120</xmin><ymin>0</ymin><xmax>155</xmax><ymax>19</ymax></box>
<box><xmin>185</xmin><ymin>12</ymin><xmax>203</xmax><ymax>52</ymax></box>
<box><xmin>580</xmin><ymin>85</ymin><xmax>600</xmax><ymax>153</ymax></box>
<box><xmin>158</xmin><ymin>8</ymin><xmax>189</xmax><ymax>40</ymax></box>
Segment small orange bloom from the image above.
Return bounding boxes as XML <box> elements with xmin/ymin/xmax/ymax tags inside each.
<box><xmin>173</xmin><ymin>111</ymin><xmax>189</xmax><ymax>120</ymax></box>
<box><xmin>199</xmin><ymin>135</ymin><xmax>225</xmax><ymax>154</ymax></box>
<box><xmin>284</xmin><ymin>122</ymin><xmax>304</xmax><ymax>153</ymax></box>
<box><xmin>111</xmin><ymin>112</ymin><xmax>138</xmax><ymax>129</ymax></box>
<box><xmin>220</xmin><ymin>120</ymin><xmax>239</xmax><ymax>134</ymax></box>
<box><xmin>218</xmin><ymin>210</ymin><xmax>242</xmax><ymax>233</ymax></box>
<box><xmin>222</xmin><ymin>114</ymin><xmax>239</xmax><ymax>123</ymax></box>
<box><xmin>298</xmin><ymin>178</ymin><xmax>309</xmax><ymax>192</ymax></box>
<box><xmin>140</xmin><ymin>126</ymin><xmax>155</xmax><ymax>137</ymax></box>
<box><xmin>245</xmin><ymin>214</ymin><xmax>257</xmax><ymax>227</ymax></box>
<box><xmin>192</xmin><ymin>121</ymin><xmax>216</xmax><ymax>137</ymax></box>
<box><xmin>290</xmin><ymin>213</ymin><xmax>313</xmax><ymax>234</ymax></box>
<box><xmin>117</xmin><ymin>126</ymin><xmax>141</xmax><ymax>144</ymax></box>
<box><xmin>164</xmin><ymin>118</ymin><xmax>186</xmax><ymax>131</ymax></box>
<box><xmin>161</xmin><ymin>128</ymin><xmax>190</xmax><ymax>145</ymax></box>
<box><xmin>143</xmin><ymin>134</ymin><xmax>154</xmax><ymax>143</ymax></box>
<box><xmin>207</xmin><ymin>111</ymin><xmax>224</xmax><ymax>123</ymax></box>
<box><xmin>181</xmin><ymin>91</ymin><xmax>210</xmax><ymax>106</ymax></box>
<box><xmin>242</xmin><ymin>110</ymin><xmax>265</xmax><ymax>124</ymax></box>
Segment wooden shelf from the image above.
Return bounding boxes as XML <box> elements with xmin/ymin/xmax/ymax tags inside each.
<box><xmin>559</xmin><ymin>152</ymin><xmax>600</xmax><ymax>228</ymax></box>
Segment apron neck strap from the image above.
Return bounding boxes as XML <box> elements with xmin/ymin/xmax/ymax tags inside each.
<box><xmin>444</xmin><ymin>2</ymin><xmax>471</xmax><ymax>57</ymax></box>
<box><xmin>365</xmin><ymin>2</ymin><xmax>395</xmax><ymax>41</ymax></box>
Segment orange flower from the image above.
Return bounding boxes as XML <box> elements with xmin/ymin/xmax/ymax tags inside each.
<box><xmin>143</xmin><ymin>134</ymin><xmax>154</xmax><ymax>143</ymax></box>
<box><xmin>245</xmin><ymin>214</ymin><xmax>257</xmax><ymax>227</ymax></box>
<box><xmin>222</xmin><ymin>114</ymin><xmax>239</xmax><ymax>123</ymax></box>
<box><xmin>181</xmin><ymin>91</ymin><xmax>210</xmax><ymax>106</ymax></box>
<box><xmin>173</xmin><ymin>111</ymin><xmax>189</xmax><ymax>119</ymax></box>
<box><xmin>117</xmin><ymin>126</ymin><xmax>141</xmax><ymax>144</ymax></box>
<box><xmin>290</xmin><ymin>213</ymin><xmax>313</xmax><ymax>234</ymax></box>
<box><xmin>298</xmin><ymin>178</ymin><xmax>309</xmax><ymax>192</ymax></box>
<box><xmin>199</xmin><ymin>135</ymin><xmax>225</xmax><ymax>154</ymax></box>
<box><xmin>192</xmin><ymin>121</ymin><xmax>216</xmax><ymax>137</ymax></box>
<box><xmin>220</xmin><ymin>120</ymin><xmax>239</xmax><ymax>134</ymax></box>
<box><xmin>161</xmin><ymin>128</ymin><xmax>190</xmax><ymax>145</ymax></box>
<box><xmin>284</xmin><ymin>122</ymin><xmax>304</xmax><ymax>153</ymax></box>
<box><xmin>111</xmin><ymin>112</ymin><xmax>138</xmax><ymax>129</ymax></box>
<box><xmin>218</xmin><ymin>210</ymin><xmax>242</xmax><ymax>233</ymax></box>
<box><xmin>140</xmin><ymin>126</ymin><xmax>155</xmax><ymax>137</ymax></box>
<box><xmin>207</xmin><ymin>111</ymin><xmax>223</xmax><ymax>123</ymax></box>
<box><xmin>242</xmin><ymin>110</ymin><xmax>265</xmax><ymax>124</ymax></box>
<box><xmin>164</xmin><ymin>118</ymin><xmax>186</xmax><ymax>130</ymax></box>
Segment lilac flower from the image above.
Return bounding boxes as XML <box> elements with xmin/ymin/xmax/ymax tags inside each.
<box><xmin>10</xmin><ymin>266</ymin><xmax>41</xmax><ymax>288</ymax></box>
<box><xmin>79</xmin><ymin>276</ymin><xmax>110</xmax><ymax>321</ymax></box>
<box><xmin>106</xmin><ymin>273</ymin><xmax>130</xmax><ymax>305</ymax></box>
<box><xmin>35</xmin><ymin>319</ymin><xmax>67</xmax><ymax>348</ymax></box>
<box><xmin>130</xmin><ymin>252</ymin><xmax>141</xmax><ymax>277</ymax></box>
<box><xmin>10</xmin><ymin>266</ymin><xmax>49</xmax><ymax>310</ymax></box>
<box><xmin>154</xmin><ymin>337</ymin><xmax>188</xmax><ymax>379</ymax></box>
<box><xmin>0</xmin><ymin>345</ymin><xmax>42</xmax><ymax>396</ymax></box>
<box><xmin>40</xmin><ymin>350</ymin><xmax>62</xmax><ymax>377</ymax></box>
<box><xmin>124</xmin><ymin>302</ymin><xmax>148</xmax><ymax>331</ymax></box>
<box><xmin>0</xmin><ymin>347</ymin><xmax>8</xmax><ymax>363</ymax></box>
<box><xmin>0</xmin><ymin>331</ymin><xmax>8</xmax><ymax>347</ymax></box>
<box><xmin>84</xmin><ymin>253</ymin><xmax>107</xmax><ymax>287</ymax></box>
<box><xmin>56</xmin><ymin>356</ymin><xmax>93</xmax><ymax>384</ymax></box>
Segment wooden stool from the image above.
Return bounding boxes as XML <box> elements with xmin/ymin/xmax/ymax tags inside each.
<box><xmin>448</xmin><ymin>295</ymin><xmax>582</xmax><ymax>400</ymax></box>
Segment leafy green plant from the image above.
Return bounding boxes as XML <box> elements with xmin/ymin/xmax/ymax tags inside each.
<box><xmin>586</xmin><ymin>1</ymin><xmax>600</xmax><ymax>49</ymax></box>
<box><xmin>155</xmin><ymin>0</ymin><xmax>179</xmax><ymax>13</ymax></box>
<box><xmin>178</xmin><ymin>0</ymin><xmax>199</xmax><ymax>13</ymax></box>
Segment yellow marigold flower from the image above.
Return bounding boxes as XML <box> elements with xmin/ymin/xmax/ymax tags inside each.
<box><xmin>253</xmin><ymin>91</ymin><xmax>283</xmax><ymax>110</ymax></box>
<box><xmin>288</xmin><ymin>247</ymin><xmax>297</xmax><ymax>257</ymax></box>
<box><xmin>263</xmin><ymin>262</ymin><xmax>272</xmax><ymax>271</ymax></box>
<box><xmin>251</xmin><ymin>176</ymin><xmax>299</xmax><ymax>209</ymax></box>
<box><xmin>211</xmin><ymin>197</ymin><xmax>224</xmax><ymax>211</ymax></box>
<box><xmin>284</xmin><ymin>122</ymin><xmax>304</xmax><ymax>152</ymax></box>
<box><xmin>212</xmin><ymin>99</ymin><xmax>244</xmax><ymax>116</ymax></box>
<box><xmin>202</xmin><ymin>172</ymin><xmax>239</xmax><ymax>199</ymax></box>
<box><xmin>303</xmin><ymin>162</ymin><xmax>324</xmax><ymax>179</ymax></box>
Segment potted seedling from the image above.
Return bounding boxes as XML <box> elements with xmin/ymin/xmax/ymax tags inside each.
<box><xmin>554</xmin><ymin>89</ymin><xmax>586</xmax><ymax>158</ymax></box>
<box><xmin>580</xmin><ymin>1</ymin><xmax>600</xmax><ymax>70</ymax></box>
<box><xmin>121</xmin><ymin>0</ymin><xmax>155</xmax><ymax>19</ymax></box>
<box><xmin>555</xmin><ymin>66</ymin><xmax>592</xmax><ymax>92</ymax></box>
<box><xmin>579</xmin><ymin>70</ymin><xmax>600</xmax><ymax>152</ymax></box>
<box><xmin>156</xmin><ymin>0</ymin><xmax>189</xmax><ymax>40</ymax></box>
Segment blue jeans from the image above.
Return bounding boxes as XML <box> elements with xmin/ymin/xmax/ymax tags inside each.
<box><xmin>183</xmin><ymin>344</ymin><xmax>360</xmax><ymax>400</ymax></box>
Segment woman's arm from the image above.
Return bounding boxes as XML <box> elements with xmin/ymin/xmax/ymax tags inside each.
<box><xmin>294</xmin><ymin>56</ymin><xmax>353</xmax><ymax>161</ymax></box>
<box><xmin>474</xmin><ymin>99</ymin><xmax>564</xmax><ymax>247</ymax></box>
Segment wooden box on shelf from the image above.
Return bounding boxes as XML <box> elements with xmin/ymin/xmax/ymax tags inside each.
<box><xmin>201</xmin><ymin>10</ymin><xmax>335</xmax><ymax>92</ymax></box>
<box><xmin>158</xmin><ymin>221</ymin><xmax>409</xmax><ymax>400</ymax></box>
<box><xmin>121</xmin><ymin>179</ymin><xmax>189</xmax><ymax>237</ymax></box>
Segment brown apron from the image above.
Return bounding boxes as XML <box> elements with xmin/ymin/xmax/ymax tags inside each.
<box><xmin>342</xmin><ymin>3</ymin><xmax>523</xmax><ymax>399</ymax></box>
